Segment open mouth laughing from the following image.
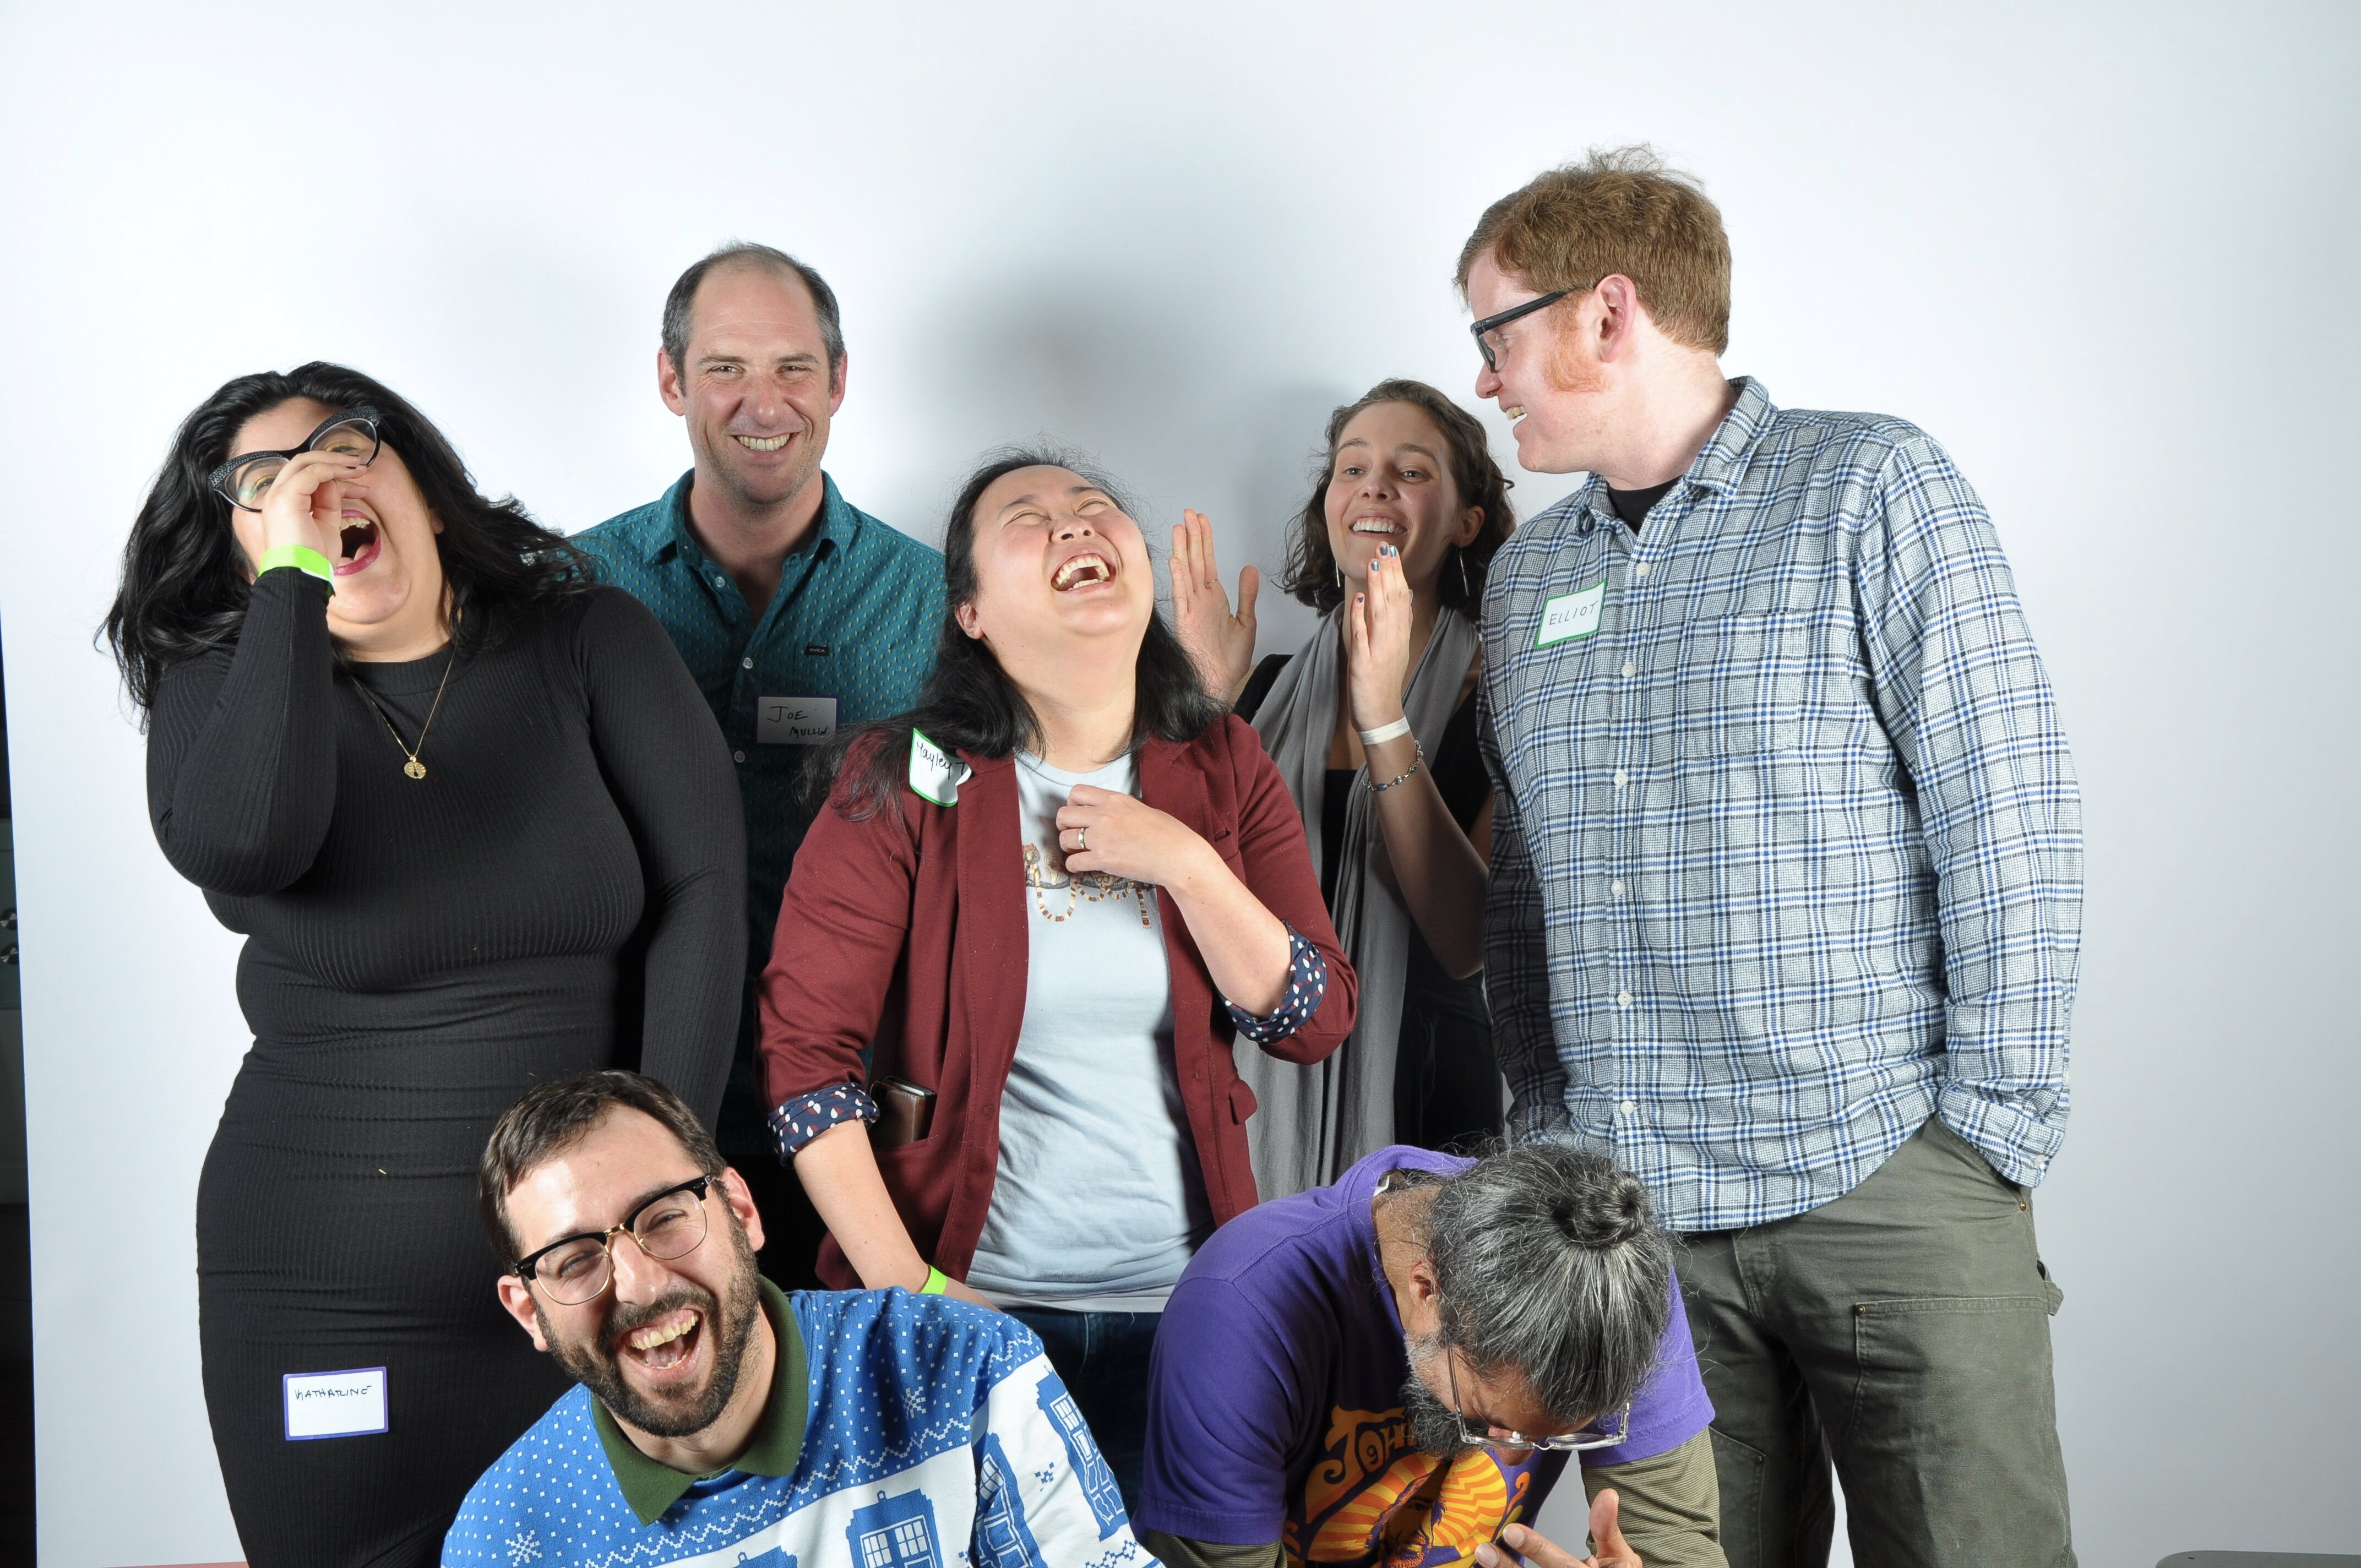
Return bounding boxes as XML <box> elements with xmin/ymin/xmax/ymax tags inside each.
<box><xmin>618</xmin><ymin>1305</ymin><xmax>704</xmax><ymax>1376</ymax></box>
<box><xmin>335</xmin><ymin>514</ymin><xmax>380</xmax><ymax>576</ymax></box>
<box><xmin>1051</xmin><ymin>551</ymin><xmax>1115</xmax><ymax>592</ymax></box>
<box><xmin>1350</xmin><ymin>514</ymin><xmax>1405</xmax><ymax>538</ymax></box>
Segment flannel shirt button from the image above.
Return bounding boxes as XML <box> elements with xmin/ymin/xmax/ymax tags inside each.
<box><xmin>1621</xmin><ymin>661</ymin><xmax>1637</xmax><ymax>679</ymax></box>
<box><xmin>1613</xmin><ymin>769</ymin><xmax>1629</xmax><ymax>787</ymax></box>
<box><xmin>1619</xmin><ymin>1099</ymin><xmax>1637</xmax><ymax>1115</ymax></box>
<box><xmin>1616</xmin><ymin>990</ymin><xmax>1633</xmax><ymax>1009</ymax></box>
<box><xmin>1634</xmin><ymin>562</ymin><xmax>1651</xmax><ymax>577</ymax></box>
<box><xmin>1611</xmin><ymin>879</ymin><xmax>1626</xmax><ymax>897</ymax></box>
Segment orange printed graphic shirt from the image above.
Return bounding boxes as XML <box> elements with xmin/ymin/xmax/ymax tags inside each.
<box><xmin>1282</xmin><ymin>1405</ymin><xmax>1544</xmax><ymax>1566</ymax></box>
<box><xmin>1134</xmin><ymin>1148</ymin><xmax>1711</xmax><ymax>1567</ymax></box>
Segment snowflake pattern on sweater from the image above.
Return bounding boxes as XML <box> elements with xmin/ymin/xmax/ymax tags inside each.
<box><xmin>443</xmin><ymin>1288</ymin><xmax>1157</xmax><ymax>1568</ymax></box>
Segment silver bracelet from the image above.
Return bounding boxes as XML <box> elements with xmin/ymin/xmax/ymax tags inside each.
<box><xmin>1370</xmin><ymin>744</ymin><xmax>1426</xmax><ymax>792</ymax></box>
<box><xmin>1357</xmin><ymin>716</ymin><xmax>1413</xmax><ymax>746</ymax></box>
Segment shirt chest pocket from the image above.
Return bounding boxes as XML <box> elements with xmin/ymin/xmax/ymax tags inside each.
<box><xmin>1663</xmin><ymin>612</ymin><xmax>1820</xmax><ymax>762</ymax></box>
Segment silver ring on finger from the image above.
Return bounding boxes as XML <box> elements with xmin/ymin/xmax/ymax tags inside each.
<box><xmin>1076</xmin><ymin>826</ymin><xmax>1087</xmax><ymax>852</ymax></box>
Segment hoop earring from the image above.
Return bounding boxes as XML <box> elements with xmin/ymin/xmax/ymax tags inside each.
<box><xmin>1457</xmin><ymin>548</ymin><xmax>1471</xmax><ymax>600</ymax></box>
<box><xmin>1335</xmin><ymin>562</ymin><xmax>1345</xmax><ymax>590</ymax></box>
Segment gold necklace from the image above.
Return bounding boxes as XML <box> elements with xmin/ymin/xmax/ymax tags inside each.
<box><xmin>347</xmin><ymin>643</ymin><xmax>456</xmax><ymax>781</ymax></box>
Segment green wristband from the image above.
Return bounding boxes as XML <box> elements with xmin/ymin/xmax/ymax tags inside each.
<box><xmin>920</xmin><ymin>1267</ymin><xmax>949</xmax><ymax>1295</ymax></box>
<box><xmin>256</xmin><ymin>544</ymin><xmax>334</xmax><ymax>583</ymax></box>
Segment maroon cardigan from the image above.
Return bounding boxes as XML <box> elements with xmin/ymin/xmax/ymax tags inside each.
<box><xmin>757</xmin><ymin>715</ymin><xmax>1355</xmax><ymax>1288</ymax></box>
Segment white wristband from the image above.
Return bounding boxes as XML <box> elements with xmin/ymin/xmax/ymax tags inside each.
<box><xmin>1357</xmin><ymin>717</ymin><xmax>1413</xmax><ymax>746</ymax></box>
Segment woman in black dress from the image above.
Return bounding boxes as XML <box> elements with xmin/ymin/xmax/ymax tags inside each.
<box><xmin>1171</xmin><ymin>379</ymin><xmax>1514</xmax><ymax>1196</ymax></box>
<box><xmin>104</xmin><ymin>363</ymin><xmax>744</xmax><ymax>1568</ymax></box>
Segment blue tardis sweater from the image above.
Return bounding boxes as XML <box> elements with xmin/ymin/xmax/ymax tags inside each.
<box><xmin>443</xmin><ymin>1288</ymin><xmax>1156</xmax><ymax>1568</ymax></box>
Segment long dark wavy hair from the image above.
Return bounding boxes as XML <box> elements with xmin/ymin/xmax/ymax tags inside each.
<box><xmin>102</xmin><ymin>361</ymin><xmax>594</xmax><ymax>715</ymax></box>
<box><xmin>1277</xmin><ymin>378</ymin><xmax>1516</xmax><ymax>617</ymax></box>
<box><xmin>819</xmin><ymin>444</ymin><xmax>1226</xmax><ymax>818</ymax></box>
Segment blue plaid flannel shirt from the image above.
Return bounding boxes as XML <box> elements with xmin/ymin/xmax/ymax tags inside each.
<box><xmin>1481</xmin><ymin>378</ymin><xmax>2081</xmax><ymax>1232</ymax></box>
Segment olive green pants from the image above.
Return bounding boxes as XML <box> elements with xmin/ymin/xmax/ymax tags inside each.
<box><xmin>1677</xmin><ymin>1116</ymin><xmax>2074</xmax><ymax>1568</ymax></box>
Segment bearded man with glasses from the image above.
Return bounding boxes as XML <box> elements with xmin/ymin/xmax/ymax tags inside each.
<box><xmin>1133</xmin><ymin>1143</ymin><xmax>1722</xmax><ymax>1568</ymax></box>
<box><xmin>442</xmin><ymin>1070</ymin><xmax>1155</xmax><ymax>1568</ymax></box>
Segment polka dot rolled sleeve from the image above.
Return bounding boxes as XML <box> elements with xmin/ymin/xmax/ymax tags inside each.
<box><xmin>1226</xmin><ymin>925</ymin><xmax>1329</xmax><ymax>1045</ymax></box>
<box><xmin>769</xmin><ymin>1081</ymin><xmax>880</xmax><ymax>1162</ymax></box>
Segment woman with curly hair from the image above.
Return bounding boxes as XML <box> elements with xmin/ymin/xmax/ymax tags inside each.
<box><xmin>105</xmin><ymin>363</ymin><xmax>743</xmax><ymax>1567</ymax></box>
<box><xmin>1173</xmin><ymin>379</ymin><xmax>1514</xmax><ymax>1196</ymax></box>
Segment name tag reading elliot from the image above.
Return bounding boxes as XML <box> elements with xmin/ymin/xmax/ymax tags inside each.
<box><xmin>758</xmin><ymin>695</ymin><xmax>838</xmax><ymax>745</ymax></box>
<box><xmin>284</xmin><ymin>1366</ymin><xmax>389</xmax><ymax>1440</ymax></box>
<box><xmin>1535</xmin><ymin>580</ymin><xmax>1607</xmax><ymax>647</ymax></box>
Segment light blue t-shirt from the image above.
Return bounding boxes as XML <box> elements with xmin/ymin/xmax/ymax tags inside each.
<box><xmin>968</xmin><ymin>750</ymin><xmax>1211</xmax><ymax>1309</ymax></box>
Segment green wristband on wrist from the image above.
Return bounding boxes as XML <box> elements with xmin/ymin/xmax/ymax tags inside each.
<box><xmin>256</xmin><ymin>544</ymin><xmax>334</xmax><ymax>584</ymax></box>
<box><xmin>920</xmin><ymin>1267</ymin><xmax>949</xmax><ymax>1295</ymax></box>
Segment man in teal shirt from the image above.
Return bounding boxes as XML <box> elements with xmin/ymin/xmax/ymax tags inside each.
<box><xmin>574</xmin><ymin>243</ymin><xmax>945</xmax><ymax>1285</ymax></box>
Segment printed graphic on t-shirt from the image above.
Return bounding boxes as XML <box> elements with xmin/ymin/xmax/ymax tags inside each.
<box><xmin>1023</xmin><ymin>839</ymin><xmax>1152</xmax><ymax>926</ymax></box>
<box><xmin>1283</xmin><ymin>1404</ymin><xmax>1539</xmax><ymax>1567</ymax></box>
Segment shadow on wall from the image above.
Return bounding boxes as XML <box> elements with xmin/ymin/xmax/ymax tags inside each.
<box><xmin>877</xmin><ymin>271</ymin><xmax>1357</xmax><ymax>655</ymax></box>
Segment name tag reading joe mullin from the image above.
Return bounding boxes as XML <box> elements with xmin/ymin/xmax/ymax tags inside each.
<box><xmin>284</xmin><ymin>1366</ymin><xmax>389</xmax><ymax>1440</ymax></box>
<box><xmin>758</xmin><ymin>695</ymin><xmax>838</xmax><ymax>745</ymax></box>
<box><xmin>1535</xmin><ymin>580</ymin><xmax>1607</xmax><ymax>648</ymax></box>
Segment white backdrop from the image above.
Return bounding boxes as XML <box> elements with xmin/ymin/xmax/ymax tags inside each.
<box><xmin>2</xmin><ymin>4</ymin><xmax>2356</xmax><ymax>1564</ymax></box>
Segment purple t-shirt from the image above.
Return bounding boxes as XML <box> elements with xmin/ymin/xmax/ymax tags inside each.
<box><xmin>1137</xmin><ymin>1146</ymin><xmax>1712</xmax><ymax>1564</ymax></box>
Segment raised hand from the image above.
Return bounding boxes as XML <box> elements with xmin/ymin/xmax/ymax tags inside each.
<box><xmin>256</xmin><ymin>447</ymin><xmax>371</xmax><ymax>567</ymax></box>
<box><xmin>1341</xmin><ymin>545</ymin><xmax>1415</xmax><ymax>737</ymax></box>
<box><xmin>1473</xmin><ymin>1488</ymin><xmax>1640</xmax><ymax>1568</ymax></box>
<box><xmin>1167</xmin><ymin>510</ymin><xmax>1259</xmax><ymax>705</ymax></box>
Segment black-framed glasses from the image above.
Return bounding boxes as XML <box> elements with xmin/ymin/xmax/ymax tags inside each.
<box><xmin>1445</xmin><ymin>1354</ymin><xmax>1631</xmax><ymax>1453</ymax></box>
<box><xmin>513</xmin><ymin>1174</ymin><xmax>717</xmax><ymax>1306</ymax></box>
<box><xmin>208</xmin><ymin>406</ymin><xmax>382</xmax><ymax>513</ymax></box>
<box><xmin>1470</xmin><ymin>291</ymin><xmax>1570</xmax><ymax>372</ymax></box>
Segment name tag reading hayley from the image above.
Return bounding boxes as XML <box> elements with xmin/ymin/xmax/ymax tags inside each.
<box><xmin>284</xmin><ymin>1366</ymin><xmax>389</xmax><ymax>1440</ymax></box>
<box><xmin>1535</xmin><ymin>580</ymin><xmax>1607</xmax><ymax>647</ymax></box>
<box><xmin>909</xmin><ymin>729</ymin><xmax>972</xmax><ymax>807</ymax></box>
<box><xmin>758</xmin><ymin>695</ymin><xmax>837</xmax><ymax>745</ymax></box>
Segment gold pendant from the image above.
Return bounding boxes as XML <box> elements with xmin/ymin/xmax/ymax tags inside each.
<box><xmin>404</xmin><ymin>759</ymin><xmax>427</xmax><ymax>780</ymax></box>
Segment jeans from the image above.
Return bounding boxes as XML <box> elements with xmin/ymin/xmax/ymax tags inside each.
<box><xmin>1678</xmin><ymin>1115</ymin><xmax>2074</xmax><ymax>1568</ymax></box>
<box><xmin>1005</xmin><ymin>1308</ymin><xmax>1162</xmax><ymax>1517</ymax></box>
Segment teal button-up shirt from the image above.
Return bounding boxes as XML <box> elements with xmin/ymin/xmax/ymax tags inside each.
<box><xmin>574</xmin><ymin>472</ymin><xmax>944</xmax><ymax>968</ymax></box>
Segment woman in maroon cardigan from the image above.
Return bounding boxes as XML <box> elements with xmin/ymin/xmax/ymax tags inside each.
<box><xmin>757</xmin><ymin>447</ymin><xmax>1353</xmax><ymax>1507</ymax></box>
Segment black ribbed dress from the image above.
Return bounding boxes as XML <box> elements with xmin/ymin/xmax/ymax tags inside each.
<box><xmin>145</xmin><ymin>568</ymin><xmax>744</xmax><ymax>1568</ymax></box>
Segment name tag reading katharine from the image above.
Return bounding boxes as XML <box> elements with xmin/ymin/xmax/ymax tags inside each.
<box><xmin>284</xmin><ymin>1366</ymin><xmax>389</xmax><ymax>1440</ymax></box>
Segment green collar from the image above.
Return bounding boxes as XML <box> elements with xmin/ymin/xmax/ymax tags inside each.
<box><xmin>589</xmin><ymin>1277</ymin><xmax>808</xmax><ymax>1526</ymax></box>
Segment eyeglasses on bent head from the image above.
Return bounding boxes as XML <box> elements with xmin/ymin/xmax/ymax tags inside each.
<box><xmin>1469</xmin><ymin>290</ymin><xmax>1571</xmax><ymax>373</ymax></box>
<box><xmin>208</xmin><ymin>405</ymin><xmax>382</xmax><ymax>513</ymax></box>
<box><xmin>1446</xmin><ymin>1353</ymin><xmax>1633</xmax><ymax>1453</ymax></box>
<box><xmin>511</xmin><ymin>1173</ymin><xmax>719</xmax><ymax>1306</ymax></box>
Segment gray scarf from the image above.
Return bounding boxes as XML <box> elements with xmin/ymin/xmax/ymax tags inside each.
<box><xmin>1240</xmin><ymin>603</ymin><xmax>1480</xmax><ymax>1199</ymax></box>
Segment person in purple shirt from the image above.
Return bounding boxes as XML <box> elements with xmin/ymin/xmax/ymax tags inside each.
<box><xmin>1137</xmin><ymin>1144</ymin><xmax>1722</xmax><ymax>1568</ymax></box>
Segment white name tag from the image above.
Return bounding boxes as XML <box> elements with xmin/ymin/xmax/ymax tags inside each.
<box><xmin>909</xmin><ymin>728</ymin><xmax>972</xmax><ymax>807</ymax></box>
<box><xmin>758</xmin><ymin>694</ymin><xmax>837</xmax><ymax>745</ymax></box>
<box><xmin>1535</xmin><ymin>580</ymin><xmax>1607</xmax><ymax>647</ymax></box>
<box><xmin>284</xmin><ymin>1366</ymin><xmax>388</xmax><ymax>1440</ymax></box>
